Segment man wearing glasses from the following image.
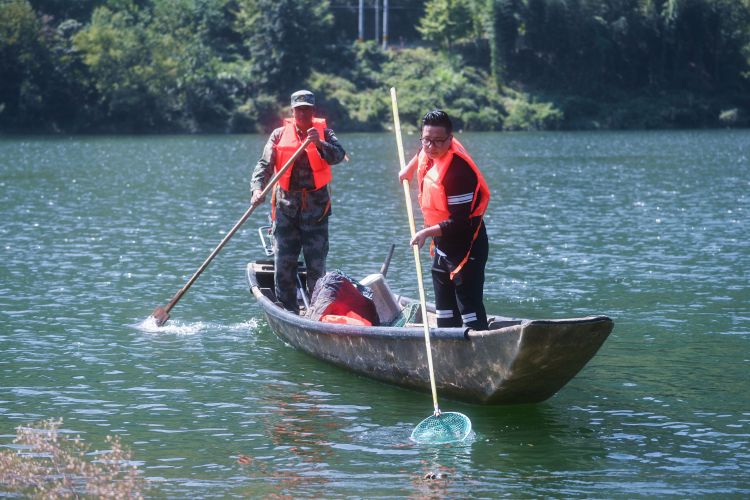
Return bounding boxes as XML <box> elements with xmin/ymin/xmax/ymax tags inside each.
<box><xmin>399</xmin><ymin>110</ymin><xmax>491</xmax><ymax>330</ymax></box>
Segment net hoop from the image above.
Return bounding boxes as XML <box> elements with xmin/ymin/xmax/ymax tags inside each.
<box><xmin>410</xmin><ymin>411</ymin><xmax>472</xmax><ymax>444</ymax></box>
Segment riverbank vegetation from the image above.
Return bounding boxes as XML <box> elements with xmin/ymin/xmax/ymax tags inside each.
<box><xmin>0</xmin><ymin>418</ymin><xmax>145</xmax><ymax>497</ymax></box>
<box><xmin>2</xmin><ymin>0</ymin><xmax>749</xmax><ymax>133</ymax></box>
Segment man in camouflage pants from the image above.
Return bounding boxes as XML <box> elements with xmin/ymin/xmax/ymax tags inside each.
<box><xmin>251</xmin><ymin>90</ymin><xmax>347</xmax><ymax>312</ymax></box>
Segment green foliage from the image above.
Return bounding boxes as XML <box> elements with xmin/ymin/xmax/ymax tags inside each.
<box><xmin>547</xmin><ymin>88</ymin><xmax>750</xmax><ymax>129</ymax></box>
<box><xmin>73</xmin><ymin>4</ymin><xmax>164</xmax><ymax>130</ymax></box>
<box><xmin>234</xmin><ymin>0</ymin><xmax>335</xmax><ymax>97</ymax></box>
<box><xmin>306</xmin><ymin>71</ymin><xmax>389</xmax><ymax>132</ymax></box>
<box><xmin>502</xmin><ymin>92</ymin><xmax>563</xmax><ymax>130</ymax></box>
<box><xmin>380</xmin><ymin>48</ymin><xmax>505</xmax><ymax>131</ymax></box>
<box><xmin>0</xmin><ymin>0</ymin><xmax>45</xmax><ymax>128</ymax></box>
<box><xmin>1</xmin><ymin>0</ymin><xmax>749</xmax><ymax>132</ymax></box>
<box><xmin>0</xmin><ymin>0</ymin><xmax>39</xmax><ymax>55</ymax></box>
<box><xmin>71</xmin><ymin>0</ymin><xmax>247</xmax><ymax>132</ymax></box>
<box><xmin>340</xmin><ymin>40</ymin><xmax>391</xmax><ymax>89</ymax></box>
<box><xmin>294</xmin><ymin>44</ymin><xmax>505</xmax><ymax>132</ymax></box>
<box><xmin>506</xmin><ymin>0</ymin><xmax>750</xmax><ymax>95</ymax></box>
<box><xmin>28</xmin><ymin>0</ymin><xmax>103</xmax><ymax>21</ymax></box>
<box><xmin>488</xmin><ymin>0</ymin><xmax>520</xmax><ymax>87</ymax></box>
<box><xmin>418</xmin><ymin>0</ymin><xmax>476</xmax><ymax>49</ymax></box>
<box><xmin>236</xmin><ymin>92</ymin><xmax>283</xmax><ymax>133</ymax></box>
<box><xmin>0</xmin><ymin>0</ymin><xmax>93</xmax><ymax>131</ymax></box>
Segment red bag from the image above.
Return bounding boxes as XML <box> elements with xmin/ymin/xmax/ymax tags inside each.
<box><xmin>306</xmin><ymin>270</ymin><xmax>379</xmax><ymax>326</ymax></box>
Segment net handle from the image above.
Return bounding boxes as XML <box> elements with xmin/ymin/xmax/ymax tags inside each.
<box><xmin>390</xmin><ymin>87</ymin><xmax>440</xmax><ymax>415</ymax></box>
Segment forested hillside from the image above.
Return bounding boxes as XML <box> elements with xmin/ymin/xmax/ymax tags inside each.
<box><xmin>2</xmin><ymin>0</ymin><xmax>749</xmax><ymax>133</ymax></box>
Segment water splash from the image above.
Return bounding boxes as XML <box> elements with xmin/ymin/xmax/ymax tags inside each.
<box><xmin>133</xmin><ymin>316</ymin><xmax>209</xmax><ymax>335</ymax></box>
<box><xmin>132</xmin><ymin>317</ymin><xmax>259</xmax><ymax>335</ymax></box>
<box><xmin>227</xmin><ymin>319</ymin><xmax>259</xmax><ymax>332</ymax></box>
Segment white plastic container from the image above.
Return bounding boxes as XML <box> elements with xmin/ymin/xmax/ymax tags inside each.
<box><xmin>359</xmin><ymin>273</ymin><xmax>401</xmax><ymax>324</ymax></box>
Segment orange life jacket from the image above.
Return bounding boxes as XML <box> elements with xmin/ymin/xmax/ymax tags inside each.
<box><xmin>274</xmin><ymin>117</ymin><xmax>332</xmax><ymax>191</ymax></box>
<box><xmin>417</xmin><ymin>137</ymin><xmax>490</xmax><ymax>279</ymax></box>
<box><xmin>417</xmin><ymin>137</ymin><xmax>490</xmax><ymax>226</ymax></box>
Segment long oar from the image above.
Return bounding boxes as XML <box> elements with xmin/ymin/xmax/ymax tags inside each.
<box><xmin>390</xmin><ymin>88</ymin><xmax>471</xmax><ymax>444</ymax></box>
<box><xmin>150</xmin><ymin>138</ymin><xmax>312</xmax><ymax>327</ymax></box>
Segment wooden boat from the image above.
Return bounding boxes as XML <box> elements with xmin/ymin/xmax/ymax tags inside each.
<box><xmin>246</xmin><ymin>259</ymin><xmax>613</xmax><ymax>405</ymax></box>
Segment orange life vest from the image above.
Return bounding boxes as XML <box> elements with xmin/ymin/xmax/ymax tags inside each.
<box><xmin>417</xmin><ymin>137</ymin><xmax>490</xmax><ymax>279</ymax></box>
<box><xmin>417</xmin><ymin>137</ymin><xmax>490</xmax><ymax>226</ymax></box>
<box><xmin>274</xmin><ymin>117</ymin><xmax>332</xmax><ymax>191</ymax></box>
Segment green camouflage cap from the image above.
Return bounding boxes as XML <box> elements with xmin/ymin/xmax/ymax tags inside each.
<box><xmin>291</xmin><ymin>90</ymin><xmax>315</xmax><ymax>108</ymax></box>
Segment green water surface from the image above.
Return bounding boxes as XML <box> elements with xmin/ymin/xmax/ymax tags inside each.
<box><xmin>1</xmin><ymin>130</ymin><xmax>748</xmax><ymax>497</ymax></box>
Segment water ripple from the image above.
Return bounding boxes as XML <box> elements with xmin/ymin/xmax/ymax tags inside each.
<box><xmin>1</xmin><ymin>132</ymin><xmax>748</xmax><ymax>497</ymax></box>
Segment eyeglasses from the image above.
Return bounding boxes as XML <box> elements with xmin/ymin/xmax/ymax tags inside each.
<box><xmin>419</xmin><ymin>135</ymin><xmax>452</xmax><ymax>147</ymax></box>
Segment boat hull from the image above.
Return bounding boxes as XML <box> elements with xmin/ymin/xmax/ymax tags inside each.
<box><xmin>247</xmin><ymin>262</ymin><xmax>613</xmax><ymax>405</ymax></box>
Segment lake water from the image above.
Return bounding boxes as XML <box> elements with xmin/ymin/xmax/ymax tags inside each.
<box><xmin>1</xmin><ymin>130</ymin><xmax>748</xmax><ymax>497</ymax></box>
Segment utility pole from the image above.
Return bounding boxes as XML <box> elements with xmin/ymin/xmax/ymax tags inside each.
<box><xmin>358</xmin><ymin>0</ymin><xmax>364</xmax><ymax>41</ymax></box>
<box><xmin>374</xmin><ymin>0</ymin><xmax>380</xmax><ymax>45</ymax></box>
<box><xmin>382</xmin><ymin>0</ymin><xmax>389</xmax><ymax>49</ymax></box>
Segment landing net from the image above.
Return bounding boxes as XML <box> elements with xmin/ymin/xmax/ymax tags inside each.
<box><xmin>410</xmin><ymin>411</ymin><xmax>472</xmax><ymax>444</ymax></box>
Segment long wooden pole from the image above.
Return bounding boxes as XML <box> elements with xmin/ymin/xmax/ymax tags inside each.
<box><xmin>150</xmin><ymin>138</ymin><xmax>312</xmax><ymax>327</ymax></box>
<box><xmin>390</xmin><ymin>87</ymin><xmax>441</xmax><ymax>415</ymax></box>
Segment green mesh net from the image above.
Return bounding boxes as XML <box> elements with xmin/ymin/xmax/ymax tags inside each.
<box><xmin>410</xmin><ymin>412</ymin><xmax>472</xmax><ymax>444</ymax></box>
<box><xmin>386</xmin><ymin>302</ymin><xmax>421</xmax><ymax>327</ymax></box>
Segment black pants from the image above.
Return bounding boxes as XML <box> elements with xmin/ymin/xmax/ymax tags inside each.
<box><xmin>431</xmin><ymin>229</ymin><xmax>489</xmax><ymax>330</ymax></box>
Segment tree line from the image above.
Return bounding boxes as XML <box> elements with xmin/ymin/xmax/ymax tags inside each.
<box><xmin>1</xmin><ymin>0</ymin><xmax>749</xmax><ymax>134</ymax></box>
